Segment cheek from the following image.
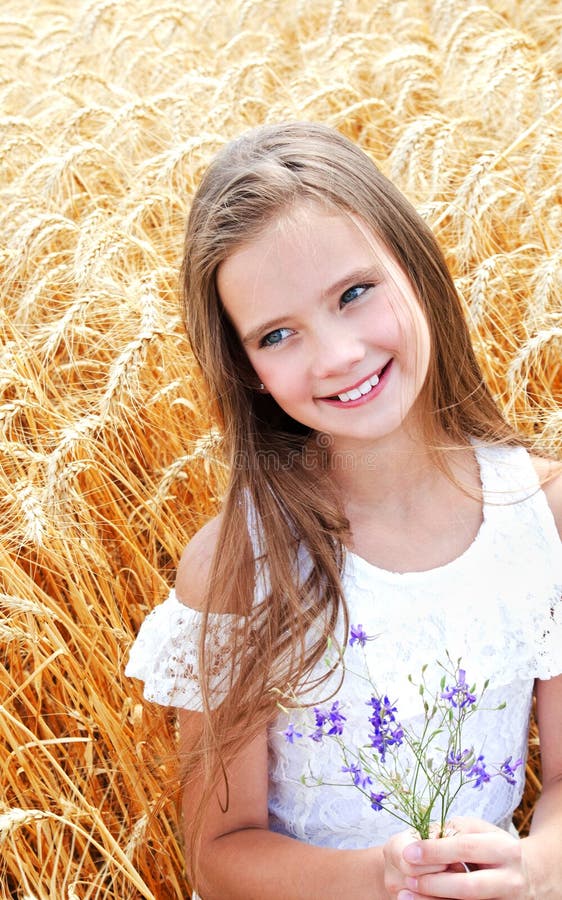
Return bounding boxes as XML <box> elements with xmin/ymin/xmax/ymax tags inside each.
<box><xmin>383</xmin><ymin>297</ymin><xmax>431</xmax><ymax>371</ymax></box>
<box><xmin>366</xmin><ymin>301</ymin><xmax>407</xmax><ymax>353</ymax></box>
<box><xmin>250</xmin><ymin>353</ymin><xmax>302</xmax><ymax>398</ymax></box>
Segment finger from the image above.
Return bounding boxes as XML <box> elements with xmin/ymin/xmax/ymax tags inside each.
<box><xmin>395</xmin><ymin>841</ymin><xmax>448</xmax><ymax>877</ymax></box>
<box><xmin>403</xmin><ymin>832</ymin><xmax>519</xmax><ymax>867</ymax></box>
<box><xmin>404</xmin><ymin>863</ymin><xmax>450</xmax><ymax>877</ymax></box>
<box><xmin>405</xmin><ymin>870</ymin><xmax>496</xmax><ymax>899</ymax></box>
<box><xmin>385</xmin><ymin>838</ymin><xmax>448</xmax><ymax>883</ymax></box>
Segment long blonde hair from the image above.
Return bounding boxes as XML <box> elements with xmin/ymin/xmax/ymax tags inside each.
<box><xmin>179</xmin><ymin>121</ymin><xmax>518</xmax><ymax>876</ymax></box>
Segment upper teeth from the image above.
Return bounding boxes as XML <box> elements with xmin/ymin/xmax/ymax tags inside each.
<box><xmin>337</xmin><ymin>373</ymin><xmax>379</xmax><ymax>403</ymax></box>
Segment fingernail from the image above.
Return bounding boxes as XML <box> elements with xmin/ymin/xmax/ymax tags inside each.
<box><xmin>403</xmin><ymin>844</ymin><xmax>422</xmax><ymax>862</ymax></box>
<box><xmin>397</xmin><ymin>893</ymin><xmax>414</xmax><ymax>900</ymax></box>
<box><xmin>405</xmin><ymin>876</ymin><xmax>419</xmax><ymax>890</ymax></box>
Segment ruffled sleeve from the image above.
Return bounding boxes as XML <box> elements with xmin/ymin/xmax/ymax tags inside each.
<box><xmin>125</xmin><ymin>589</ymin><xmax>238</xmax><ymax>711</ymax></box>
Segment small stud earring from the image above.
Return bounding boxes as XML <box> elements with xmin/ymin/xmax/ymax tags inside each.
<box><xmin>259</xmin><ymin>383</ymin><xmax>265</xmax><ymax>390</ymax></box>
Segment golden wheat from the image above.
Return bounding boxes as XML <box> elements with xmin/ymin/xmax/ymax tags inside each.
<box><xmin>1</xmin><ymin>0</ymin><xmax>560</xmax><ymax>896</ymax></box>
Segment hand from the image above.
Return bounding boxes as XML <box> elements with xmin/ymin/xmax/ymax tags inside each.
<box><xmin>382</xmin><ymin>829</ymin><xmax>448</xmax><ymax>898</ymax></box>
<box><xmin>392</xmin><ymin>817</ymin><xmax>530</xmax><ymax>899</ymax></box>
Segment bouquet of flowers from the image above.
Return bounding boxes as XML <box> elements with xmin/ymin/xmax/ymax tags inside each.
<box><xmin>282</xmin><ymin>625</ymin><xmax>522</xmax><ymax>841</ymax></box>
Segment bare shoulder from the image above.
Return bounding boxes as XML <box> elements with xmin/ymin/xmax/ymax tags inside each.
<box><xmin>531</xmin><ymin>454</ymin><xmax>562</xmax><ymax>540</ymax></box>
<box><xmin>175</xmin><ymin>513</ymin><xmax>224</xmax><ymax>610</ymax></box>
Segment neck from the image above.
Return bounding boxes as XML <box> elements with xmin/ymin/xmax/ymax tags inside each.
<box><xmin>331</xmin><ymin>435</ymin><xmax>483</xmax><ymax>574</ymax></box>
<box><xmin>327</xmin><ymin>427</ymin><xmax>467</xmax><ymax>513</ymax></box>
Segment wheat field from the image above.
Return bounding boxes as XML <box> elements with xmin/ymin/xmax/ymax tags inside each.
<box><xmin>0</xmin><ymin>0</ymin><xmax>560</xmax><ymax>897</ymax></box>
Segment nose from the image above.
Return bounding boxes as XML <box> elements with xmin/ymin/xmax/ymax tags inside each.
<box><xmin>310</xmin><ymin>320</ymin><xmax>366</xmax><ymax>380</ymax></box>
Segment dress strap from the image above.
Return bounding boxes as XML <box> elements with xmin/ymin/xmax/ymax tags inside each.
<box><xmin>475</xmin><ymin>442</ymin><xmax>562</xmax><ymax>584</ymax></box>
<box><xmin>476</xmin><ymin>443</ymin><xmax>540</xmax><ymax>506</ymax></box>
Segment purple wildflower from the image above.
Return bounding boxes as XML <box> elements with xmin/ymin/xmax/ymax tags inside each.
<box><xmin>313</xmin><ymin>707</ymin><xmax>329</xmax><ymax>728</ymax></box>
<box><xmin>468</xmin><ymin>754</ymin><xmax>490</xmax><ymax>788</ymax></box>
<box><xmin>367</xmin><ymin>695</ymin><xmax>403</xmax><ymax>763</ymax></box>
<box><xmin>446</xmin><ymin>748</ymin><xmax>472</xmax><ymax>772</ymax></box>
<box><xmin>441</xmin><ymin>669</ymin><xmax>477</xmax><ymax>709</ymax></box>
<box><xmin>349</xmin><ymin>624</ymin><xmax>375</xmax><ymax>648</ymax></box>
<box><xmin>283</xmin><ymin>723</ymin><xmax>303</xmax><ymax>744</ymax></box>
<box><xmin>326</xmin><ymin>701</ymin><xmax>347</xmax><ymax>735</ymax></box>
<box><xmin>341</xmin><ymin>763</ymin><xmax>373</xmax><ymax>790</ymax></box>
<box><xmin>367</xmin><ymin>695</ymin><xmax>398</xmax><ymax>724</ymax></box>
<box><xmin>499</xmin><ymin>756</ymin><xmax>523</xmax><ymax>785</ymax></box>
<box><xmin>309</xmin><ymin>707</ymin><xmax>328</xmax><ymax>742</ymax></box>
<box><xmin>370</xmin><ymin>791</ymin><xmax>387</xmax><ymax>811</ymax></box>
<box><xmin>309</xmin><ymin>702</ymin><xmax>346</xmax><ymax>742</ymax></box>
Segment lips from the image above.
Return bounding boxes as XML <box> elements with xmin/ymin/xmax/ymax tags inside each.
<box><xmin>321</xmin><ymin>360</ymin><xmax>392</xmax><ymax>402</ymax></box>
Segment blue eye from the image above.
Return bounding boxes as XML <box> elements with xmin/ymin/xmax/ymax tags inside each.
<box><xmin>341</xmin><ymin>283</ymin><xmax>372</xmax><ymax>305</ymax></box>
<box><xmin>260</xmin><ymin>327</ymin><xmax>292</xmax><ymax>348</ymax></box>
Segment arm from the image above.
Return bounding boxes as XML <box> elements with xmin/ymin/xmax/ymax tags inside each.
<box><xmin>176</xmin><ymin>523</ymin><xmax>385</xmax><ymax>899</ymax></box>
<box><xmin>179</xmin><ymin>711</ymin><xmax>392</xmax><ymax>899</ymax></box>
<box><xmin>522</xmin><ymin>674</ymin><xmax>562</xmax><ymax>897</ymax></box>
<box><xmin>176</xmin><ymin>523</ymin><xmax>442</xmax><ymax>899</ymax></box>
<box><xmin>523</xmin><ymin>457</ymin><xmax>562</xmax><ymax>891</ymax></box>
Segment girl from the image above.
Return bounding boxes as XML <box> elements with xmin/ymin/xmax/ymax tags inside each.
<box><xmin>126</xmin><ymin>122</ymin><xmax>562</xmax><ymax>899</ymax></box>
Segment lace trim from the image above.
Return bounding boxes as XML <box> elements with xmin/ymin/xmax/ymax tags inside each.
<box><xmin>125</xmin><ymin>590</ymin><xmax>239</xmax><ymax>711</ymax></box>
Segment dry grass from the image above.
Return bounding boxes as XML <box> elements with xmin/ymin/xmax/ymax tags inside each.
<box><xmin>0</xmin><ymin>0</ymin><xmax>560</xmax><ymax>896</ymax></box>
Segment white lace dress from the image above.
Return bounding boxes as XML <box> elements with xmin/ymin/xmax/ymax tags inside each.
<box><xmin>126</xmin><ymin>444</ymin><xmax>562</xmax><ymax>849</ymax></box>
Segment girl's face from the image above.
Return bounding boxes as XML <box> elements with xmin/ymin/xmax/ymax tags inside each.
<box><xmin>217</xmin><ymin>202</ymin><xmax>431</xmax><ymax>454</ymax></box>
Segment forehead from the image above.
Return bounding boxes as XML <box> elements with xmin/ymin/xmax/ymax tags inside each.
<box><xmin>216</xmin><ymin>202</ymin><xmax>401</xmax><ymax>309</ymax></box>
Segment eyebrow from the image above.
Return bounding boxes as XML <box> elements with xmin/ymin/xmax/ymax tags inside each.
<box><xmin>240</xmin><ymin>266</ymin><xmax>381</xmax><ymax>346</ymax></box>
<box><xmin>242</xmin><ymin>316</ymin><xmax>291</xmax><ymax>347</ymax></box>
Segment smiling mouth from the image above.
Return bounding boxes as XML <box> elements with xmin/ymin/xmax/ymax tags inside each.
<box><xmin>323</xmin><ymin>361</ymin><xmax>391</xmax><ymax>403</ymax></box>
